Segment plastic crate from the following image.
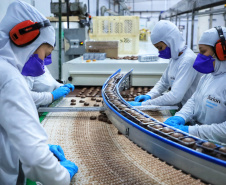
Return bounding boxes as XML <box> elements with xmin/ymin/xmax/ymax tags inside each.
<box><xmin>92</xmin><ymin>16</ymin><xmax>139</xmax><ymax>35</ymax></box>
<box><xmin>90</xmin><ymin>16</ymin><xmax>139</xmax><ymax>54</ymax></box>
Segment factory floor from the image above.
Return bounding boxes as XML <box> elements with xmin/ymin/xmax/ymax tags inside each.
<box><xmin>35</xmin><ymin>86</ymin><xmax>206</xmax><ymax>185</ymax></box>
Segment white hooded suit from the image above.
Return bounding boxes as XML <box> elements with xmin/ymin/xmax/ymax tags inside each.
<box><xmin>142</xmin><ymin>20</ymin><xmax>202</xmax><ymax>106</ymax></box>
<box><xmin>0</xmin><ymin>1</ymin><xmax>70</xmax><ymax>184</ymax></box>
<box><xmin>176</xmin><ymin>27</ymin><xmax>226</xmax><ymax>143</ymax></box>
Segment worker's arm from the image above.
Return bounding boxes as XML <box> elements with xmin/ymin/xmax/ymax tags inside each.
<box><xmin>174</xmin><ymin>93</ymin><xmax>196</xmax><ymax>122</ymax></box>
<box><xmin>45</xmin><ymin>66</ymin><xmax>62</xmax><ymax>89</ymax></box>
<box><xmin>175</xmin><ymin>75</ymin><xmax>206</xmax><ymax>122</ymax></box>
<box><xmin>189</xmin><ymin>122</ymin><xmax>226</xmax><ymax>143</ymax></box>
<box><xmin>0</xmin><ymin>77</ymin><xmax>70</xmax><ymax>185</ymax></box>
<box><xmin>30</xmin><ymin>91</ymin><xmax>53</xmax><ymax>106</ymax></box>
<box><xmin>143</xmin><ymin>57</ymin><xmax>198</xmax><ymax>106</ymax></box>
<box><xmin>145</xmin><ymin>65</ymin><xmax>170</xmax><ymax>99</ymax></box>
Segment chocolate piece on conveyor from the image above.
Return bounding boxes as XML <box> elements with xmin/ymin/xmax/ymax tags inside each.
<box><xmin>171</xmin><ymin>132</ymin><xmax>183</xmax><ymax>138</ymax></box>
<box><xmin>140</xmin><ymin>118</ymin><xmax>152</xmax><ymax>123</ymax></box>
<box><xmin>107</xmin><ymin>119</ymin><xmax>112</xmax><ymax>124</ymax></box>
<box><xmin>96</xmin><ymin>99</ymin><xmax>101</xmax><ymax>102</ymax></box>
<box><xmin>102</xmin><ymin>117</ymin><xmax>108</xmax><ymax>122</ymax></box>
<box><xmin>84</xmin><ymin>102</ymin><xmax>89</xmax><ymax>106</ymax></box>
<box><xmin>81</xmin><ymin>95</ymin><xmax>86</xmax><ymax>98</ymax></box>
<box><xmin>162</xmin><ymin>127</ymin><xmax>174</xmax><ymax>133</ymax></box>
<box><xmin>98</xmin><ymin>115</ymin><xmax>104</xmax><ymax>121</ymax></box>
<box><xmin>91</xmin><ymin>97</ymin><xmax>96</xmax><ymax>101</ymax></box>
<box><xmin>182</xmin><ymin>137</ymin><xmax>195</xmax><ymax>143</ymax></box>
<box><xmin>71</xmin><ymin>99</ymin><xmax>76</xmax><ymax>102</ymax></box>
<box><xmin>90</xmin><ymin>116</ymin><xmax>97</xmax><ymax>120</ymax></box>
<box><xmin>136</xmin><ymin>115</ymin><xmax>146</xmax><ymax>120</ymax></box>
<box><xmin>94</xmin><ymin>103</ymin><xmax>99</xmax><ymax>107</ymax></box>
<box><xmin>70</xmin><ymin>103</ymin><xmax>76</xmax><ymax>105</ymax></box>
<box><xmin>118</xmin><ymin>104</ymin><xmax>127</xmax><ymax>109</ymax></box>
<box><xmin>219</xmin><ymin>147</ymin><xmax>226</xmax><ymax>154</ymax></box>
<box><xmin>153</xmin><ymin>124</ymin><xmax>163</xmax><ymax>129</ymax></box>
<box><xmin>79</xmin><ymin>100</ymin><xmax>85</xmax><ymax>103</ymax></box>
<box><xmin>202</xmin><ymin>142</ymin><xmax>216</xmax><ymax>149</ymax></box>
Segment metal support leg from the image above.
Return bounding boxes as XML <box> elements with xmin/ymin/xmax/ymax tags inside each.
<box><xmin>186</xmin><ymin>13</ymin><xmax>189</xmax><ymax>45</ymax></box>
<box><xmin>209</xmin><ymin>8</ymin><xmax>213</xmax><ymax>29</ymax></box>
<box><xmin>191</xmin><ymin>1</ymin><xmax>196</xmax><ymax>50</ymax></box>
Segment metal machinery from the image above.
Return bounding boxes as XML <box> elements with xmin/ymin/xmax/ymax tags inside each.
<box><xmin>48</xmin><ymin>0</ymin><xmax>90</xmax><ymax>80</ymax></box>
<box><xmin>160</xmin><ymin>0</ymin><xmax>226</xmax><ymax>50</ymax></box>
<box><xmin>102</xmin><ymin>69</ymin><xmax>226</xmax><ymax>185</ymax></box>
<box><xmin>62</xmin><ymin>55</ymin><xmax>168</xmax><ymax>86</ymax></box>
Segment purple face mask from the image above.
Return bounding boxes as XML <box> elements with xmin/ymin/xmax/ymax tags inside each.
<box><xmin>21</xmin><ymin>54</ymin><xmax>45</xmax><ymax>77</ymax></box>
<box><xmin>193</xmin><ymin>53</ymin><xmax>215</xmax><ymax>74</ymax></box>
<box><xmin>158</xmin><ymin>46</ymin><xmax>171</xmax><ymax>59</ymax></box>
<box><xmin>44</xmin><ymin>54</ymin><xmax>52</xmax><ymax>65</ymax></box>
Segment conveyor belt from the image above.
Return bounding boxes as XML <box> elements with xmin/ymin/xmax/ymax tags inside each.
<box><xmin>42</xmin><ymin>97</ymin><xmax>205</xmax><ymax>185</ymax></box>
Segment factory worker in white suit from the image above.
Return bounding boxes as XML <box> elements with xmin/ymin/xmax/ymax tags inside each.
<box><xmin>22</xmin><ymin>52</ymin><xmax>75</xmax><ymax>107</ymax></box>
<box><xmin>128</xmin><ymin>20</ymin><xmax>202</xmax><ymax>107</ymax></box>
<box><xmin>164</xmin><ymin>26</ymin><xmax>226</xmax><ymax>143</ymax></box>
<box><xmin>0</xmin><ymin>1</ymin><xmax>77</xmax><ymax>185</ymax></box>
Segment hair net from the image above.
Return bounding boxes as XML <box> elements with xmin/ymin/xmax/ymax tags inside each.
<box><xmin>151</xmin><ymin>20</ymin><xmax>186</xmax><ymax>59</ymax></box>
<box><xmin>0</xmin><ymin>0</ymin><xmax>55</xmax><ymax>72</ymax></box>
<box><xmin>199</xmin><ymin>27</ymin><xmax>226</xmax><ymax>47</ymax></box>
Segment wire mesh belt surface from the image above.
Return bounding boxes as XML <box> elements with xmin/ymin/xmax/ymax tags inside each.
<box><xmin>42</xmin><ymin>97</ymin><xmax>205</xmax><ymax>185</ymax></box>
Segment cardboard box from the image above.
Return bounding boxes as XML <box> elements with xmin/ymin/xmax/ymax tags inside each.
<box><xmin>86</xmin><ymin>41</ymin><xmax>118</xmax><ymax>58</ymax></box>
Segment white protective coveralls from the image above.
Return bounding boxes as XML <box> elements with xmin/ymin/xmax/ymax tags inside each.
<box><xmin>142</xmin><ymin>20</ymin><xmax>202</xmax><ymax>106</ymax></box>
<box><xmin>175</xmin><ymin>27</ymin><xmax>226</xmax><ymax>143</ymax></box>
<box><xmin>24</xmin><ymin>66</ymin><xmax>62</xmax><ymax>107</ymax></box>
<box><xmin>0</xmin><ymin>1</ymin><xmax>70</xmax><ymax>184</ymax></box>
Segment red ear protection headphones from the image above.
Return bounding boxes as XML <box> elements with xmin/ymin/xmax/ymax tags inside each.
<box><xmin>214</xmin><ymin>26</ymin><xmax>226</xmax><ymax>61</ymax></box>
<box><xmin>9</xmin><ymin>20</ymin><xmax>51</xmax><ymax>47</ymax></box>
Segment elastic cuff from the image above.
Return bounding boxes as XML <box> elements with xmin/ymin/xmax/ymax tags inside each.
<box><xmin>47</xmin><ymin>93</ymin><xmax>53</xmax><ymax>104</ymax></box>
<box><xmin>175</xmin><ymin>113</ymin><xmax>187</xmax><ymax>123</ymax></box>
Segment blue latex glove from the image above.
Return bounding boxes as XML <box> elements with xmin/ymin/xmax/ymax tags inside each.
<box><xmin>128</xmin><ymin>101</ymin><xmax>142</xmax><ymax>106</ymax></box>
<box><xmin>62</xmin><ymin>83</ymin><xmax>75</xmax><ymax>91</ymax></box>
<box><xmin>51</xmin><ymin>86</ymin><xmax>70</xmax><ymax>100</ymax></box>
<box><xmin>48</xmin><ymin>144</ymin><xmax>66</xmax><ymax>161</ymax></box>
<box><xmin>168</xmin><ymin>123</ymin><xmax>189</xmax><ymax>133</ymax></box>
<box><xmin>164</xmin><ymin>116</ymin><xmax>186</xmax><ymax>126</ymax></box>
<box><xmin>134</xmin><ymin>95</ymin><xmax>151</xmax><ymax>102</ymax></box>
<box><xmin>60</xmin><ymin>160</ymin><xmax>78</xmax><ymax>180</ymax></box>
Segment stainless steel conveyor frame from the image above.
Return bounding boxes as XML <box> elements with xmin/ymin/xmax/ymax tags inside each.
<box><xmin>102</xmin><ymin>69</ymin><xmax>226</xmax><ymax>185</ymax></box>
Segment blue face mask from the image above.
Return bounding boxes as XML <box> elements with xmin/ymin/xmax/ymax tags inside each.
<box><xmin>158</xmin><ymin>46</ymin><xmax>171</xmax><ymax>59</ymax></box>
<box><xmin>44</xmin><ymin>54</ymin><xmax>52</xmax><ymax>65</ymax></box>
<box><xmin>21</xmin><ymin>54</ymin><xmax>45</xmax><ymax>77</ymax></box>
<box><xmin>193</xmin><ymin>53</ymin><xmax>215</xmax><ymax>74</ymax></box>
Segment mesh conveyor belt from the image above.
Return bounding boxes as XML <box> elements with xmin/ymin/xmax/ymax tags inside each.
<box><xmin>42</xmin><ymin>97</ymin><xmax>205</xmax><ymax>185</ymax></box>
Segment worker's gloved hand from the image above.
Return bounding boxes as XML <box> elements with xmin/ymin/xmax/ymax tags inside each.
<box><xmin>62</xmin><ymin>83</ymin><xmax>75</xmax><ymax>91</ymax></box>
<box><xmin>60</xmin><ymin>160</ymin><xmax>78</xmax><ymax>180</ymax></box>
<box><xmin>51</xmin><ymin>86</ymin><xmax>70</xmax><ymax>100</ymax></box>
<box><xmin>48</xmin><ymin>144</ymin><xmax>66</xmax><ymax>161</ymax></box>
<box><xmin>134</xmin><ymin>95</ymin><xmax>151</xmax><ymax>102</ymax></box>
<box><xmin>169</xmin><ymin>123</ymin><xmax>189</xmax><ymax>133</ymax></box>
<box><xmin>164</xmin><ymin>116</ymin><xmax>186</xmax><ymax>126</ymax></box>
<box><xmin>127</xmin><ymin>101</ymin><xmax>142</xmax><ymax>106</ymax></box>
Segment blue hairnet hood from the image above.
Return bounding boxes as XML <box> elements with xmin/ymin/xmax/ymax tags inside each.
<box><xmin>0</xmin><ymin>0</ymin><xmax>55</xmax><ymax>72</ymax></box>
<box><xmin>151</xmin><ymin>20</ymin><xmax>186</xmax><ymax>60</ymax></box>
